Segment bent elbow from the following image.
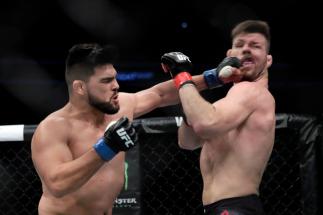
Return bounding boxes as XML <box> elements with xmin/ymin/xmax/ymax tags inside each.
<box><xmin>178</xmin><ymin>141</ymin><xmax>193</xmax><ymax>151</ymax></box>
<box><xmin>50</xmin><ymin>189</ymin><xmax>66</xmax><ymax>198</ymax></box>
<box><xmin>46</xmin><ymin>175</ymin><xmax>71</xmax><ymax>198</ymax></box>
<box><xmin>47</xmin><ymin>182</ymin><xmax>69</xmax><ymax>198</ymax></box>
<box><xmin>191</xmin><ymin>121</ymin><xmax>210</xmax><ymax>138</ymax></box>
<box><xmin>178</xmin><ymin>140</ymin><xmax>201</xmax><ymax>151</ymax></box>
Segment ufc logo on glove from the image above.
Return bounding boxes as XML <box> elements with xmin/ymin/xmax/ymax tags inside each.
<box><xmin>93</xmin><ymin>117</ymin><xmax>138</xmax><ymax>161</ymax></box>
<box><xmin>177</xmin><ymin>54</ymin><xmax>190</xmax><ymax>62</ymax></box>
<box><xmin>117</xmin><ymin>128</ymin><xmax>135</xmax><ymax>148</ymax></box>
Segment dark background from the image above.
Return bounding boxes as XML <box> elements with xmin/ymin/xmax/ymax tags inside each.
<box><xmin>0</xmin><ymin>0</ymin><xmax>322</xmax><ymax>125</ymax></box>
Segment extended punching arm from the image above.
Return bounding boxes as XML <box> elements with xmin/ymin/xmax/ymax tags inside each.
<box><xmin>161</xmin><ymin>52</ymin><xmax>241</xmax><ymax>90</ymax></box>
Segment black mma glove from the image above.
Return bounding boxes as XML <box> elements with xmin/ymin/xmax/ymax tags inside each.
<box><xmin>161</xmin><ymin>52</ymin><xmax>194</xmax><ymax>89</ymax></box>
<box><xmin>203</xmin><ymin>57</ymin><xmax>241</xmax><ymax>89</ymax></box>
<box><xmin>93</xmin><ymin>117</ymin><xmax>138</xmax><ymax>161</ymax></box>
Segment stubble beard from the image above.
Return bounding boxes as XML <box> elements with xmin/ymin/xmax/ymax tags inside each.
<box><xmin>88</xmin><ymin>93</ymin><xmax>120</xmax><ymax>114</ymax></box>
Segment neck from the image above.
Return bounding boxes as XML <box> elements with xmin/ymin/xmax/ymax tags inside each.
<box><xmin>234</xmin><ymin>71</ymin><xmax>269</xmax><ymax>88</ymax></box>
<box><xmin>255</xmin><ymin>71</ymin><xmax>269</xmax><ymax>88</ymax></box>
<box><xmin>67</xmin><ymin>98</ymin><xmax>106</xmax><ymax>125</ymax></box>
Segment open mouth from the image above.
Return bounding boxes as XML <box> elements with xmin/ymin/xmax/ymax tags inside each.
<box><xmin>111</xmin><ymin>94</ymin><xmax>119</xmax><ymax>102</ymax></box>
<box><xmin>241</xmin><ymin>56</ymin><xmax>254</xmax><ymax>67</ymax></box>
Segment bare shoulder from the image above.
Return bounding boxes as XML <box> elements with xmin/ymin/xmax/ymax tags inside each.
<box><xmin>119</xmin><ymin>92</ymin><xmax>135</xmax><ymax>103</ymax></box>
<box><xmin>119</xmin><ymin>93</ymin><xmax>136</xmax><ymax>108</ymax></box>
<box><xmin>229</xmin><ymin>82</ymin><xmax>275</xmax><ymax>107</ymax></box>
<box><xmin>228</xmin><ymin>82</ymin><xmax>261</xmax><ymax>96</ymax></box>
<box><xmin>38</xmin><ymin>111</ymin><xmax>71</xmax><ymax>133</ymax></box>
<box><xmin>32</xmin><ymin>110</ymin><xmax>71</xmax><ymax>146</ymax></box>
<box><xmin>228</xmin><ymin>82</ymin><xmax>275</xmax><ymax>132</ymax></box>
<box><xmin>115</xmin><ymin>92</ymin><xmax>136</xmax><ymax>119</ymax></box>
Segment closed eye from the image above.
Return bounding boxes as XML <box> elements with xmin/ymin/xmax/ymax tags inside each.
<box><xmin>233</xmin><ymin>43</ymin><xmax>244</xmax><ymax>48</ymax></box>
<box><xmin>100</xmin><ymin>77</ymin><xmax>115</xmax><ymax>84</ymax></box>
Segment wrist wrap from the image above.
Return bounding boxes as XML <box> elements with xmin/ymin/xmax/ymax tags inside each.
<box><xmin>93</xmin><ymin>138</ymin><xmax>116</xmax><ymax>161</ymax></box>
<box><xmin>203</xmin><ymin>68</ymin><xmax>223</xmax><ymax>89</ymax></box>
<box><xmin>174</xmin><ymin>72</ymin><xmax>194</xmax><ymax>89</ymax></box>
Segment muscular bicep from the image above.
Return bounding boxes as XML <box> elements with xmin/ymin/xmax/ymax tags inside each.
<box><xmin>203</xmin><ymin>83</ymin><xmax>258</xmax><ymax>135</ymax></box>
<box><xmin>31</xmin><ymin>120</ymin><xmax>72</xmax><ymax>181</ymax></box>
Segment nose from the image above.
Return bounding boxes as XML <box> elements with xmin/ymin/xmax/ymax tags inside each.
<box><xmin>241</xmin><ymin>44</ymin><xmax>251</xmax><ymax>54</ymax></box>
<box><xmin>112</xmin><ymin>79</ymin><xmax>119</xmax><ymax>91</ymax></box>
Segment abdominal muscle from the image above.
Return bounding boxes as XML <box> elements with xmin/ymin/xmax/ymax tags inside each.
<box><xmin>200</xmin><ymin>135</ymin><xmax>269</xmax><ymax>205</ymax></box>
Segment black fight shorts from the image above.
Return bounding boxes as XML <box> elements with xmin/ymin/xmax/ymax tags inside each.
<box><xmin>203</xmin><ymin>194</ymin><xmax>265</xmax><ymax>215</ymax></box>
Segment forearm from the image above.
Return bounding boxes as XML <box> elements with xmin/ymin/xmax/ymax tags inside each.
<box><xmin>151</xmin><ymin>79</ymin><xmax>179</xmax><ymax>106</ymax></box>
<box><xmin>179</xmin><ymin>84</ymin><xmax>216</xmax><ymax>135</ymax></box>
<box><xmin>193</xmin><ymin>74</ymin><xmax>208</xmax><ymax>91</ymax></box>
<box><xmin>47</xmin><ymin>150</ymin><xmax>104</xmax><ymax>197</ymax></box>
<box><xmin>153</xmin><ymin>74</ymin><xmax>207</xmax><ymax>106</ymax></box>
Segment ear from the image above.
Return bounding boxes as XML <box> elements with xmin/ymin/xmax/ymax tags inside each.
<box><xmin>266</xmin><ymin>54</ymin><xmax>273</xmax><ymax>68</ymax></box>
<box><xmin>72</xmin><ymin>80</ymin><xmax>86</xmax><ymax>96</ymax></box>
<box><xmin>226</xmin><ymin>49</ymin><xmax>232</xmax><ymax>57</ymax></box>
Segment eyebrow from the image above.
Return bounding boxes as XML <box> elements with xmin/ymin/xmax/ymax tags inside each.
<box><xmin>234</xmin><ymin>39</ymin><xmax>263</xmax><ymax>46</ymax></box>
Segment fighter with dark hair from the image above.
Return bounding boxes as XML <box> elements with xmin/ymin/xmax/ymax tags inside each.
<box><xmin>162</xmin><ymin>20</ymin><xmax>275</xmax><ymax>215</ymax></box>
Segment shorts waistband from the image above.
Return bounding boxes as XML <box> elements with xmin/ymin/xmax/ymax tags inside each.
<box><xmin>203</xmin><ymin>194</ymin><xmax>259</xmax><ymax>211</ymax></box>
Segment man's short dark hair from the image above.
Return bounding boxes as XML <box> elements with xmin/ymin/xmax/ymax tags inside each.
<box><xmin>65</xmin><ymin>43</ymin><xmax>118</xmax><ymax>92</ymax></box>
<box><xmin>231</xmin><ymin>20</ymin><xmax>271</xmax><ymax>52</ymax></box>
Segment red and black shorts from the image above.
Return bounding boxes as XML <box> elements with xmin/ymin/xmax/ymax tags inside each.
<box><xmin>203</xmin><ymin>194</ymin><xmax>265</xmax><ymax>215</ymax></box>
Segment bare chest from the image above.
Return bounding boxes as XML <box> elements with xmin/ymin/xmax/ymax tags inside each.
<box><xmin>68</xmin><ymin>126</ymin><xmax>104</xmax><ymax>158</ymax></box>
<box><xmin>62</xmin><ymin>122</ymin><xmax>125</xmax><ymax>205</ymax></box>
